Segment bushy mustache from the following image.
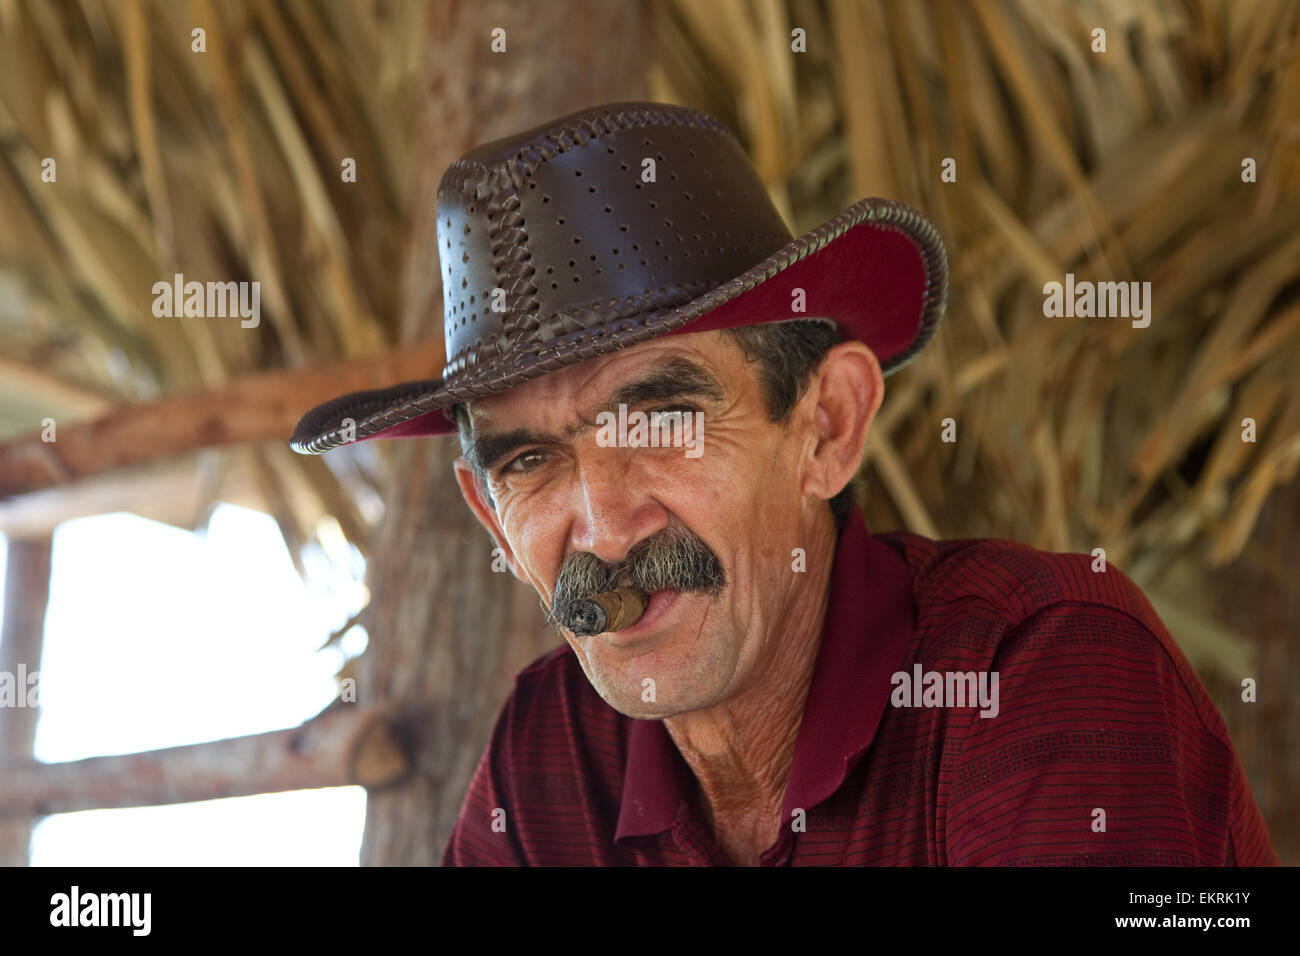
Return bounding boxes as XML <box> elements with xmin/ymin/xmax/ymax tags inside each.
<box><xmin>544</xmin><ymin>525</ymin><xmax>725</xmax><ymax>630</ymax></box>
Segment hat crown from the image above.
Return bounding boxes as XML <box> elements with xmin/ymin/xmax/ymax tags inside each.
<box><xmin>435</xmin><ymin>102</ymin><xmax>792</xmax><ymax>383</ymax></box>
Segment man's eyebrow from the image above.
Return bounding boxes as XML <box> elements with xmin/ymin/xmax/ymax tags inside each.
<box><xmin>464</xmin><ymin>356</ymin><xmax>726</xmax><ymax>474</ymax></box>
<box><xmin>607</xmin><ymin>356</ymin><xmax>725</xmax><ymax>409</ymax></box>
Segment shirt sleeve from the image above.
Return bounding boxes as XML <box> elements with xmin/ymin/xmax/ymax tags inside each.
<box><xmin>943</xmin><ymin>602</ymin><xmax>1277</xmax><ymax>866</ymax></box>
<box><xmin>441</xmin><ymin>690</ymin><xmax>528</xmax><ymax>867</ymax></box>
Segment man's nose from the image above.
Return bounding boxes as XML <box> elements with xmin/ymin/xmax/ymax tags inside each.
<box><xmin>569</xmin><ymin>449</ymin><xmax>667</xmax><ymax>565</ymax></box>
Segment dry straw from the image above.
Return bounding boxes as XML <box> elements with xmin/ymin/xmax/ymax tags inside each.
<box><xmin>1</xmin><ymin>0</ymin><xmax>1297</xmax><ymax>678</ymax></box>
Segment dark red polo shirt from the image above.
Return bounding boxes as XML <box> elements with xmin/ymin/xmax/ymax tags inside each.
<box><xmin>442</xmin><ymin>506</ymin><xmax>1278</xmax><ymax>866</ymax></box>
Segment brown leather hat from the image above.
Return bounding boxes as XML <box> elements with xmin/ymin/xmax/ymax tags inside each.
<box><xmin>290</xmin><ymin>101</ymin><xmax>946</xmax><ymax>455</ymax></box>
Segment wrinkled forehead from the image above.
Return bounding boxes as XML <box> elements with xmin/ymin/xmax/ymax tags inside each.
<box><xmin>462</xmin><ymin>330</ymin><xmax>740</xmax><ymax>429</ymax></box>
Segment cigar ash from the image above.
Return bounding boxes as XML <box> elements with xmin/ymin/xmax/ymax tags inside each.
<box><xmin>566</xmin><ymin>586</ymin><xmax>649</xmax><ymax>635</ymax></box>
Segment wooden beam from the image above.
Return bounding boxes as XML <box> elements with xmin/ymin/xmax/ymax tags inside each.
<box><xmin>0</xmin><ymin>534</ymin><xmax>53</xmax><ymax>864</ymax></box>
<box><xmin>0</xmin><ymin>340</ymin><xmax>445</xmax><ymax>498</ymax></box>
<box><xmin>0</xmin><ymin>454</ymin><xmax>266</xmax><ymax>538</ymax></box>
<box><xmin>0</xmin><ymin>355</ymin><xmax>115</xmax><ymax>423</ymax></box>
<box><xmin>0</xmin><ymin>703</ymin><xmax>411</xmax><ymax>818</ymax></box>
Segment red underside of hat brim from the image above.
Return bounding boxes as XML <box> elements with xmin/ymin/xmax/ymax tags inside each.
<box><xmin>358</xmin><ymin>220</ymin><xmax>924</xmax><ymax>442</ymax></box>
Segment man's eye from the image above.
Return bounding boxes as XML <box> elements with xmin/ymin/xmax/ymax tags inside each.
<box><xmin>503</xmin><ymin>449</ymin><xmax>549</xmax><ymax>474</ymax></box>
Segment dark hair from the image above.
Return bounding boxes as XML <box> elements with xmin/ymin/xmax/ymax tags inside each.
<box><xmin>721</xmin><ymin>320</ymin><xmax>857</xmax><ymax>533</ymax></box>
<box><xmin>454</xmin><ymin>319</ymin><xmax>859</xmax><ymax>533</ymax></box>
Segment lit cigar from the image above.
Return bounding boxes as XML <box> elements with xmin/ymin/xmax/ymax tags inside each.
<box><xmin>565</xmin><ymin>587</ymin><xmax>649</xmax><ymax>635</ymax></box>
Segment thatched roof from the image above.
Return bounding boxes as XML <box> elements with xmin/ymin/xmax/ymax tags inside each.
<box><xmin>1</xmin><ymin>0</ymin><xmax>1297</xmax><ymax>676</ymax></box>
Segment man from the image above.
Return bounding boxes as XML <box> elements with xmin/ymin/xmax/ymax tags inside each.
<box><xmin>291</xmin><ymin>102</ymin><xmax>1276</xmax><ymax>866</ymax></box>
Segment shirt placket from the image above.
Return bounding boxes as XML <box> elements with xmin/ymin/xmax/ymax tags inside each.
<box><xmin>759</xmin><ymin>831</ymin><xmax>795</xmax><ymax>866</ymax></box>
<box><xmin>672</xmin><ymin>804</ymin><xmax>735</xmax><ymax>866</ymax></box>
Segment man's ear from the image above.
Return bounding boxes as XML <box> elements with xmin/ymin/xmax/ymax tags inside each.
<box><xmin>453</xmin><ymin>458</ymin><xmax>526</xmax><ymax>581</ymax></box>
<box><xmin>799</xmin><ymin>341</ymin><xmax>884</xmax><ymax>506</ymax></box>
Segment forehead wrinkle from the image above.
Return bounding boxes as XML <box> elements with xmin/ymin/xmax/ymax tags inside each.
<box><xmin>465</xmin><ymin>353</ymin><xmax>729</xmax><ymax>472</ymax></box>
<box><xmin>607</xmin><ymin>355</ymin><xmax>726</xmax><ymax>408</ymax></box>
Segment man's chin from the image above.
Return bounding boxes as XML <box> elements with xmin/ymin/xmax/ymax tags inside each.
<box><xmin>597</xmin><ymin>692</ymin><xmax>694</xmax><ymax>721</ymax></box>
<box><xmin>571</xmin><ymin>596</ymin><xmax>731</xmax><ymax>716</ymax></box>
<box><xmin>585</xmin><ymin>666</ymin><xmax>721</xmax><ymax>719</ymax></box>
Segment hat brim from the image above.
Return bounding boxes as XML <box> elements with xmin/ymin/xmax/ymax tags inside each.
<box><xmin>290</xmin><ymin>197</ymin><xmax>946</xmax><ymax>454</ymax></box>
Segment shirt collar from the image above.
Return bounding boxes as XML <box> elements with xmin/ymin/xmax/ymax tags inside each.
<box><xmin>614</xmin><ymin>505</ymin><xmax>917</xmax><ymax>842</ymax></box>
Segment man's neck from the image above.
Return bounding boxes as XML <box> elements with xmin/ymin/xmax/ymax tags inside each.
<box><xmin>662</xmin><ymin>513</ymin><xmax>838</xmax><ymax>864</ymax></box>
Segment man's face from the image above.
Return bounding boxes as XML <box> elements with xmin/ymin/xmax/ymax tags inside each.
<box><xmin>454</xmin><ymin>329</ymin><xmax>851</xmax><ymax>719</ymax></box>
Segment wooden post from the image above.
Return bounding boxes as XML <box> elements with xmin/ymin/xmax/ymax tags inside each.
<box><xmin>0</xmin><ymin>341</ymin><xmax>445</xmax><ymax>497</ymax></box>
<box><xmin>360</xmin><ymin>0</ymin><xmax>649</xmax><ymax>865</ymax></box>
<box><xmin>0</xmin><ymin>534</ymin><xmax>53</xmax><ymax>865</ymax></box>
<box><xmin>0</xmin><ymin>703</ymin><xmax>409</xmax><ymax>818</ymax></box>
